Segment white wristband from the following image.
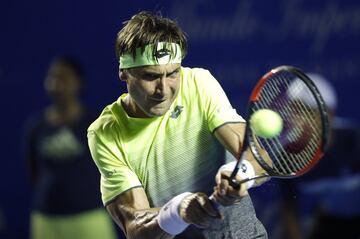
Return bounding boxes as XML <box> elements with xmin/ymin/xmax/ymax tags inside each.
<box><xmin>157</xmin><ymin>192</ymin><xmax>191</xmax><ymax>235</ymax></box>
<box><xmin>219</xmin><ymin>159</ymin><xmax>256</xmax><ymax>189</ymax></box>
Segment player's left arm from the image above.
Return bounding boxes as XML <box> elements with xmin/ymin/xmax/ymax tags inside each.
<box><xmin>214</xmin><ymin>122</ymin><xmax>266</xmax><ymax>175</ymax></box>
<box><xmin>213</xmin><ymin>122</ymin><xmax>268</xmax><ymax>205</ymax></box>
<box><xmin>197</xmin><ymin>69</ymin><xmax>268</xmax><ymax>203</ymax></box>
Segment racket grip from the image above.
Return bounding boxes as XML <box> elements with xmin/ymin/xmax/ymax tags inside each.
<box><xmin>227</xmin><ymin>176</ymin><xmax>241</xmax><ymax>190</ymax></box>
<box><xmin>223</xmin><ymin>175</ymin><xmax>258</xmax><ymax>190</ymax></box>
<box><xmin>219</xmin><ymin>160</ymin><xmax>255</xmax><ymax>190</ymax></box>
<box><xmin>209</xmin><ymin>177</ymin><xmax>252</xmax><ymax>209</ymax></box>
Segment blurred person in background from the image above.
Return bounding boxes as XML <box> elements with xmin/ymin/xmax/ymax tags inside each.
<box><xmin>23</xmin><ymin>56</ymin><xmax>117</xmax><ymax>239</ymax></box>
<box><xmin>280</xmin><ymin>73</ymin><xmax>360</xmax><ymax>239</ymax></box>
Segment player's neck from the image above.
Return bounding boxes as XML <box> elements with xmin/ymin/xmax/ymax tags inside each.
<box><xmin>121</xmin><ymin>95</ymin><xmax>148</xmax><ymax>118</ymax></box>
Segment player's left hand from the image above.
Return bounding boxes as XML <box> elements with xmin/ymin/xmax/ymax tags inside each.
<box><xmin>211</xmin><ymin>170</ymin><xmax>248</xmax><ymax>206</ymax></box>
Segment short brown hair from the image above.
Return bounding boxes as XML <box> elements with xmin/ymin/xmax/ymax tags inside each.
<box><xmin>115</xmin><ymin>11</ymin><xmax>188</xmax><ymax>60</ymax></box>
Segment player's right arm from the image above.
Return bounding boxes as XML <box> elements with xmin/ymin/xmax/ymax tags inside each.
<box><xmin>106</xmin><ymin>187</ymin><xmax>169</xmax><ymax>239</ymax></box>
<box><xmin>106</xmin><ymin>187</ymin><xmax>221</xmax><ymax>239</ymax></box>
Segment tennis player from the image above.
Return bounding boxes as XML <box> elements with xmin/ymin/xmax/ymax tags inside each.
<box><xmin>88</xmin><ymin>11</ymin><xmax>268</xmax><ymax>238</ymax></box>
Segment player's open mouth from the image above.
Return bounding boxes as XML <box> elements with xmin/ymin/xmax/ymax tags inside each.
<box><xmin>149</xmin><ymin>97</ymin><xmax>166</xmax><ymax>102</ymax></box>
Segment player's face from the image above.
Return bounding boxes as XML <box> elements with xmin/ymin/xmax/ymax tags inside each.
<box><xmin>122</xmin><ymin>63</ymin><xmax>181</xmax><ymax>117</ymax></box>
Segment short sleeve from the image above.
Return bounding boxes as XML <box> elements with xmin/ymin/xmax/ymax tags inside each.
<box><xmin>195</xmin><ymin>69</ymin><xmax>245</xmax><ymax>132</ymax></box>
<box><xmin>87</xmin><ymin>130</ymin><xmax>142</xmax><ymax>205</ymax></box>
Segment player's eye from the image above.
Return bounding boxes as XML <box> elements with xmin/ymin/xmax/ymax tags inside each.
<box><xmin>167</xmin><ymin>69</ymin><xmax>180</xmax><ymax>78</ymax></box>
<box><xmin>142</xmin><ymin>73</ymin><xmax>160</xmax><ymax>80</ymax></box>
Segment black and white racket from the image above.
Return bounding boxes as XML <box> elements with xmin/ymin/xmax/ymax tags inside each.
<box><xmin>224</xmin><ymin>65</ymin><xmax>330</xmax><ymax>189</ymax></box>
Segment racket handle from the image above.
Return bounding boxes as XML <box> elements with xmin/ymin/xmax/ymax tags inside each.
<box><xmin>230</xmin><ymin>178</ymin><xmax>241</xmax><ymax>190</ymax></box>
<box><xmin>223</xmin><ymin>175</ymin><xmax>241</xmax><ymax>190</ymax></box>
<box><xmin>208</xmin><ymin>177</ymin><xmax>242</xmax><ymax>208</ymax></box>
<box><xmin>225</xmin><ymin>174</ymin><xmax>270</xmax><ymax>190</ymax></box>
<box><xmin>222</xmin><ymin>159</ymin><xmax>258</xmax><ymax>189</ymax></box>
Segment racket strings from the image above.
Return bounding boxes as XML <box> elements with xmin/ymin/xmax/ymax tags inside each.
<box><xmin>255</xmin><ymin>76</ymin><xmax>308</xmax><ymax>174</ymax></box>
<box><xmin>269</xmin><ymin>78</ymin><xmax>305</xmax><ymax>168</ymax></box>
<box><xmin>275</xmin><ymin>82</ymin><xmax>322</xmax><ymax>173</ymax></box>
<box><xmin>283</xmin><ymin>78</ymin><xmax>322</xmax><ymax>139</ymax></box>
<box><xmin>252</xmin><ymin>71</ymin><xmax>324</xmax><ymax>175</ymax></box>
<box><xmin>254</xmin><ymin>86</ymin><xmax>300</xmax><ymax>174</ymax></box>
<box><xmin>280</xmin><ymin>74</ymin><xmax>323</xmax><ymax>159</ymax></box>
<box><xmin>254</xmin><ymin>87</ymin><xmax>300</xmax><ymax>174</ymax></box>
<box><xmin>275</xmin><ymin>73</ymin><xmax>322</xmax><ymax>171</ymax></box>
<box><xmin>259</xmin><ymin>76</ymin><xmax>304</xmax><ymax>173</ymax></box>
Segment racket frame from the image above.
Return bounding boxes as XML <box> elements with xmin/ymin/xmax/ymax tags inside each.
<box><xmin>227</xmin><ymin>66</ymin><xmax>330</xmax><ymax>188</ymax></box>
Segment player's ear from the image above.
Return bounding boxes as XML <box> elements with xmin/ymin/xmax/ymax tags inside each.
<box><xmin>119</xmin><ymin>69</ymin><xmax>128</xmax><ymax>82</ymax></box>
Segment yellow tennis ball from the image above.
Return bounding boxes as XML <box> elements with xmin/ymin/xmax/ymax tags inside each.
<box><xmin>250</xmin><ymin>109</ymin><xmax>283</xmax><ymax>138</ymax></box>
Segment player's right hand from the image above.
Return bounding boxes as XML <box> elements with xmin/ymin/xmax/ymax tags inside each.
<box><xmin>179</xmin><ymin>192</ymin><xmax>222</xmax><ymax>228</ymax></box>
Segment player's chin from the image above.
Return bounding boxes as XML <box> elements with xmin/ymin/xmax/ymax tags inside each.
<box><xmin>147</xmin><ymin>106</ymin><xmax>170</xmax><ymax>117</ymax></box>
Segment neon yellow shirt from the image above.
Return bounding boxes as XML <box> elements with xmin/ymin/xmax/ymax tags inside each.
<box><xmin>87</xmin><ymin>67</ymin><xmax>244</xmax><ymax>206</ymax></box>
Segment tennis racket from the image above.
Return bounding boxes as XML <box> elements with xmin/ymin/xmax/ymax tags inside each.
<box><xmin>222</xmin><ymin>65</ymin><xmax>330</xmax><ymax>189</ymax></box>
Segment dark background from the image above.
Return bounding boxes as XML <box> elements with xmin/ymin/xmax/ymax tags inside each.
<box><xmin>1</xmin><ymin>0</ymin><xmax>359</xmax><ymax>238</ymax></box>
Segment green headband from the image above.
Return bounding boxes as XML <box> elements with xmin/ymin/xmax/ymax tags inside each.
<box><xmin>119</xmin><ymin>42</ymin><xmax>182</xmax><ymax>69</ymax></box>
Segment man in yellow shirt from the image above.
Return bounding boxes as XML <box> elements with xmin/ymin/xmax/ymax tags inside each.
<box><xmin>88</xmin><ymin>11</ymin><xmax>268</xmax><ymax>238</ymax></box>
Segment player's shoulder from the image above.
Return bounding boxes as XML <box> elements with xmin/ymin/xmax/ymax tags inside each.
<box><xmin>88</xmin><ymin>101</ymin><xmax>121</xmax><ymax>136</ymax></box>
<box><xmin>181</xmin><ymin>66</ymin><xmax>213</xmax><ymax>79</ymax></box>
<box><xmin>181</xmin><ymin>66</ymin><xmax>217</xmax><ymax>89</ymax></box>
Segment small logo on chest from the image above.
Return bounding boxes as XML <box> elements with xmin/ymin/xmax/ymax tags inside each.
<box><xmin>170</xmin><ymin>105</ymin><xmax>184</xmax><ymax>119</ymax></box>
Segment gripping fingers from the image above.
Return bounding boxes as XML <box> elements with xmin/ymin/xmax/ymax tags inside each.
<box><xmin>195</xmin><ymin>193</ymin><xmax>221</xmax><ymax>219</ymax></box>
<box><xmin>213</xmin><ymin>172</ymin><xmax>249</xmax><ymax>206</ymax></box>
<box><xmin>179</xmin><ymin>193</ymin><xmax>221</xmax><ymax>228</ymax></box>
<box><xmin>218</xmin><ymin>174</ymin><xmax>230</xmax><ymax>196</ymax></box>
